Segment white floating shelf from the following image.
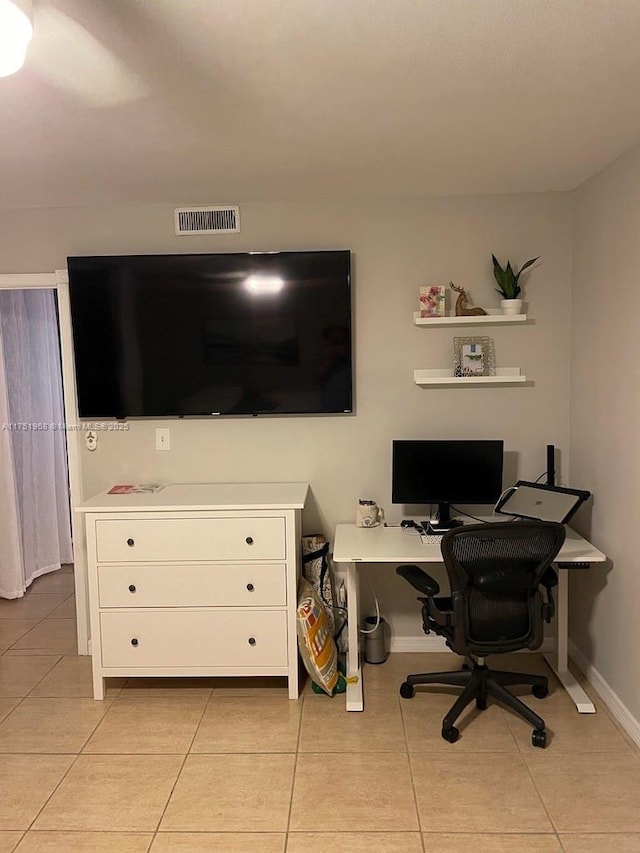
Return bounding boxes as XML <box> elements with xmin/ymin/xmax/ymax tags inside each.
<box><xmin>413</xmin><ymin>310</ymin><xmax>527</xmax><ymax>326</ymax></box>
<box><xmin>414</xmin><ymin>368</ymin><xmax>527</xmax><ymax>386</ymax></box>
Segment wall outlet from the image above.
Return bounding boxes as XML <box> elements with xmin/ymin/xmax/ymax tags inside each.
<box><xmin>85</xmin><ymin>430</ymin><xmax>97</xmax><ymax>451</ymax></box>
<box><xmin>155</xmin><ymin>428</ymin><xmax>170</xmax><ymax>451</ymax></box>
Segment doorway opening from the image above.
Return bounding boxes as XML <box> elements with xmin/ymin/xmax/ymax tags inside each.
<box><xmin>0</xmin><ymin>271</ymin><xmax>87</xmax><ymax>654</ymax></box>
<box><xmin>0</xmin><ymin>287</ymin><xmax>73</xmax><ymax>598</ymax></box>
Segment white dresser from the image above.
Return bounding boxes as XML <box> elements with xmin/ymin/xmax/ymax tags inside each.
<box><xmin>77</xmin><ymin>482</ymin><xmax>308</xmax><ymax>699</ymax></box>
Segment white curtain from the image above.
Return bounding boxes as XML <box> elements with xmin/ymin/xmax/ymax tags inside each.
<box><xmin>0</xmin><ymin>289</ymin><xmax>73</xmax><ymax>598</ymax></box>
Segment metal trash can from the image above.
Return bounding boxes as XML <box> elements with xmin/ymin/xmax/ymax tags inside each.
<box><xmin>363</xmin><ymin>616</ymin><xmax>387</xmax><ymax>664</ymax></box>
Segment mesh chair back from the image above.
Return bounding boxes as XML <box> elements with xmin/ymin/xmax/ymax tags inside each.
<box><xmin>440</xmin><ymin>522</ymin><xmax>565</xmax><ymax>651</ymax></box>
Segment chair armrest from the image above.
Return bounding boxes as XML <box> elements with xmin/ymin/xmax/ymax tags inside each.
<box><xmin>427</xmin><ymin>595</ymin><xmax>456</xmax><ymax>628</ymax></box>
<box><xmin>396</xmin><ymin>564</ymin><xmax>440</xmax><ymax>597</ymax></box>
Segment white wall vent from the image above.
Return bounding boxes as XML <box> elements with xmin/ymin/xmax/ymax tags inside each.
<box><xmin>174</xmin><ymin>205</ymin><xmax>240</xmax><ymax>235</ymax></box>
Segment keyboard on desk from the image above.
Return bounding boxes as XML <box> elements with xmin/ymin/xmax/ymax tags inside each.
<box><xmin>420</xmin><ymin>534</ymin><xmax>444</xmax><ymax>545</ymax></box>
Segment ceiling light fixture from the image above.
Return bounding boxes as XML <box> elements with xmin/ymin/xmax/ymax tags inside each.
<box><xmin>0</xmin><ymin>0</ymin><xmax>33</xmax><ymax>78</ymax></box>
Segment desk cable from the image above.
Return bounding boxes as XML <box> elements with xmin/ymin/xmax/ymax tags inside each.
<box><xmin>490</xmin><ymin>485</ymin><xmax>521</xmax><ymax>520</ymax></box>
<box><xmin>359</xmin><ymin>568</ymin><xmax>382</xmax><ymax>634</ymax></box>
<box><xmin>449</xmin><ymin>506</ymin><xmax>488</xmax><ymax>524</ymax></box>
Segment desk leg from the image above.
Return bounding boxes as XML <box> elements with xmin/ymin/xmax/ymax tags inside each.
<box><xmin>544</xmin><ymin>569</ymin><xmax>595</xmax><ymax>714</ymax></box>
<box><xmin>345</xmin><ymin>561</ymin><xmax>363</xmax><ymax>712</ymax></box>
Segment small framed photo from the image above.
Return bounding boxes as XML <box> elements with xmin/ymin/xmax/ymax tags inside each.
<box><xmin>454</xmin><ymin>336</ymin><xmax>496</xmax><ymax>377</ymax></box>
<box><xmin>419</xmin><ymin>285</ymin><xmax>446</xmax><ymax>318</ymax></box>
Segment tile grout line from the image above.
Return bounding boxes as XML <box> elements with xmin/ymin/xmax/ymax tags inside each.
<box><xmin>521</xmin><ymin>747</ymin><xmax>564</xmax><ymax>848</ymax></box>
<box><xmin>0</xmin><ymin>576</ymin><xmax>72</xmax><ymax>731</ymax></box>
<box><xmin>283</xmin><ymin>676</ymin><xmax>307</xmax><ymax>850</ymax></box>
<box><xmin>1</xmin><ymin>588</ymin><xmax>75</xmax><ymax>655</ymax></box>
<box><xmin>148</xmin><ymin>685</ymin><xmax>213</xmax><ymax>840</ymax></box>
<box><xmin>23</xmin><ymin>749</ymin><xmax>84</xmax><ymax>834</ymax></box>
<box><xmin>395</xmin><ymin>666</ymin><xmax>427</xmax><ymax>852</ymax></box>
<box><xmin>0</xmin><ymin>651</ymin><xmax>63</xmax><ymax>726</ymax></box>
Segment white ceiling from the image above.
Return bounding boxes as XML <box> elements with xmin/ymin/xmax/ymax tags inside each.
<box><xmin>3</xmin><ymin>0</ymin><xmax>640</xmax><ymax>209</ymax></box>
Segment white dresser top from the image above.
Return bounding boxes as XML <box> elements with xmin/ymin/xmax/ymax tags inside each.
<box><xmin>77</xmin><ymin>482</ymin><xmax>309</xmax><ymax>513</ymax></box>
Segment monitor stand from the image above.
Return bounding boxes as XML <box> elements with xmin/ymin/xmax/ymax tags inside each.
<box><xmin>426</xmin><ymin>502</ymin><xmax>464</xmax><ymax>534</ymax></box>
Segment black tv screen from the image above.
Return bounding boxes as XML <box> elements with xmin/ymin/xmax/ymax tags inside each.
<box><xmin>67</xmin><ymin>251</ymin><xmax>352</xmax><ymax>418</ymax></box>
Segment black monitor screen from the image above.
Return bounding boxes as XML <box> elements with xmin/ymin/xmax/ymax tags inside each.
<box><xmin>392</xmin><ymin>440</ymin><xmax>504</xmax><ymax>511</ymax></box>
<box><xmin>68</xmin><ymin>250</ymin><xmax>352</xmax><ymax>418</ymax></box>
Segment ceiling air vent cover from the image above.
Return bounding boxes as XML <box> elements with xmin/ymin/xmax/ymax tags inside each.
<box><xmin>174</xmin><ymin>205</ymin><xmax>240</xmax><ymax>235</ymax></box>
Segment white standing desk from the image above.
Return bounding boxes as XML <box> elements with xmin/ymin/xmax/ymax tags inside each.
<box><xmin>332</xmin><ymin>523</ymin><xmax>606</xmax><ymax>713</ymax></box>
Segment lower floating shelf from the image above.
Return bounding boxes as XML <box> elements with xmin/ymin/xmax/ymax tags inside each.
<box><xmin>414</xmin><ymin>367</ymin><xmax>527</xmax><ymax>386</ymax></box>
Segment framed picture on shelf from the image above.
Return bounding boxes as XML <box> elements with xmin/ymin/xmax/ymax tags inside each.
<box><xmin>454</xmin><ymin>336</ymin><xmax>496</xmax><ymax>377</ymax></box>
<box><xmin>419</xmin><ymin>285</ymin><xmax>446</xmax><ymax>318</ymax></box>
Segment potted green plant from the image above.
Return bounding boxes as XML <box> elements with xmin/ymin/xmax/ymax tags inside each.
<box><xmin>492</xmin><ymin>254</ymin><xmax>538</xmax><ymax>314</ymax></box>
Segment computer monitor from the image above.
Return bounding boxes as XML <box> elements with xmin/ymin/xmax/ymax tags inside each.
<box><xmin>392</xmin><ymin>439</ymin><xmax>504</xmax><ymax>531</ymax></box>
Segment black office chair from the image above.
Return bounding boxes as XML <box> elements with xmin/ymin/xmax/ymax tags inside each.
<box><xmin>396</xmin><ymin>521</ymin><xmax>565</xmax><ymax>748</ymax></box>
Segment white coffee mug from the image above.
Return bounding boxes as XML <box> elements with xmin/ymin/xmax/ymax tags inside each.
<box><xmin>356</xmin><ymin>499</ymin><xmax>384</xmax><ymax>528</ymax></box>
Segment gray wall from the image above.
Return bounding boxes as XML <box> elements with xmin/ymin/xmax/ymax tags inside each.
<box><xmin>0</xmin><ymin>192</ymin><xmax>573</xmax><ymax>642</ymax></box>
<box><xmin>570</xmin><ymin>142</ymin><xmax>640</xmax><ymax>722</ymax></box>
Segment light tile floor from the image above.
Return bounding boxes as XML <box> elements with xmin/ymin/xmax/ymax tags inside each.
<box><xmin>1</xmin><ymin>568</ymin><xmax>640</xmax><ymax>852</ymax></box>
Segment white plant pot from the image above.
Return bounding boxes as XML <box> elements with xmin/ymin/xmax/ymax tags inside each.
<box><xmin>501</xmin><ymin>298</ymin><xmax>523</xmax><ymax>315</ymax></box>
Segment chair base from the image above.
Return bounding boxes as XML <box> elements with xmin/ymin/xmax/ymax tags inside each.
<box><xmin>399</xmin><ymin>660</ymin><xmax>549</xmax><ymax>748</ymax></box>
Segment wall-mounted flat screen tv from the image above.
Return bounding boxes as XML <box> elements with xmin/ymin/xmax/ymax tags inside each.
<box><xmin>67</xmin><ymin>250</ymin><xmax>352</xmax><ymax>418</ymax></box>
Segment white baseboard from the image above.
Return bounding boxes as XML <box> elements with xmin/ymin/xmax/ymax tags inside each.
<box><xmin>388</xmin><ymin>636</ymin><xmax>555</xmax><ymax>654</ymax></box>
<box><xmin>390</xmin><ymin>636</ymin><xmax>447</xmax><ymax>652</ymax></box>
<box><xmin>569</xmin><ymin>640</ymin><xmax>640</xmax><ymax>749</ymax></box>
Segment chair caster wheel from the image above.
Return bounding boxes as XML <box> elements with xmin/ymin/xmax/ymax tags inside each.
<box><xmin>532</xmin><ymin>728</ymin><xmax>547</xmax><ymax>748</ymax></box>
<box><xmin>442</xmin><ymin>726</ymin><xmax>460</xmax><ymax>744</ymax></box>
<box><xmin>532</xmin><ymin>684</ymin><xmax>549</xmax><ymax>699</ymax></box>
<box><xmin>475</xmin><ymin>694</ymin><xmax>487</xmax><ymax>711</ymax></box>
<box><xmin>399</xmin><ymin>682</ymin><xmax>415</xmax><ymax>699</ymax></box>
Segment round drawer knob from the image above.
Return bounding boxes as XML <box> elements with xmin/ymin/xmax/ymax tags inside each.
<box><xmin>248</xmin><ymin>637</ymin><xmax>256</xmax><ymax>646</ymax></box>
<box><xmin>128</xmin><ymin>584</ymin><xmax>136</xmax><ymax>593</ymax></box>
<box><xmin>245</xmin><ymin>536</ymin><xmax>254</xmax><ymax>545</ymax></box>
<box><xmin>127</xmin><ymin>538</ymin><xmax>135</xmax><ymax>547</ymax></box>
<box><xmin>246</xmin><ymin>583</ymin><xmax>255</xmax><ymax>592</ymax></box>
<box><xmin>130</xmin><ymin>638</ymin><xmax>139</xmax><ymax>647</ymax></box>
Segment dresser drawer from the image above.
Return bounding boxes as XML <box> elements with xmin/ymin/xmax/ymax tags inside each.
<box><xmin>98</xmin><ymin>563</ymin><xmax>287</xmax><ymax>607</ymax></box>
<box><xmin>100</xmin><ymin>610</ymin><xmax>288</xmax><ymax>668</ymax></box>
<box><xmin>95</xmin><ymin>517</ymin><xmax>286</xmax><ymax>563</ymax></box>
